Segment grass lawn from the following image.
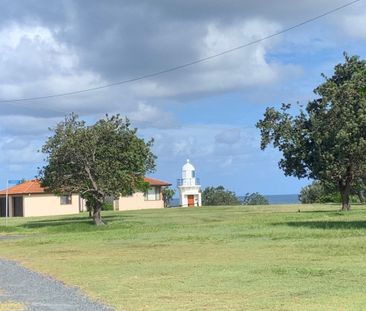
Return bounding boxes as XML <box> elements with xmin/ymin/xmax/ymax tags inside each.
<box><xmin>1</xmin><ymin>204</ymin><xmax>366</xmax><ymax>310</ymax></box>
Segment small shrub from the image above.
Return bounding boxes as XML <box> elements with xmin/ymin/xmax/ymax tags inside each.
<box><xmin>101</xmin><ymin>202</ymin><xmax>114</xmax><ymax>211</ymax></box>
<box><xmin>242</xmin><ymin>192</ymin><xmax>269</xmax><ymax>205</ymax></box>
<box><xmin>202</xmin><ymin>186</ymin><xmax>241</xmax><ymax>206</ymax></box>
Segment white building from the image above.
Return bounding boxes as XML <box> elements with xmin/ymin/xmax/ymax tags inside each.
<box><xmin>178</xmin><ymin>159</ymin><xmax>202</xmax><ymax>207</ymax></box>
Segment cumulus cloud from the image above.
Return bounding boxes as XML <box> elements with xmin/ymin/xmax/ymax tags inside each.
<box><xmin>0</xmin><ymin>137</ymin><xmax>43</xmax><ymax>165</ymax></box>
<box><xmin>0</xmin><ymin>115</ymin><xmax>60</xmax><ymax>136</ymax></box>
<box><xmin>341</xmin><ymin>13</ymin><xmax>366</xmax><ymax>39</ymax></box>
<box><xmin>0</xmin><ymin>0</ymin><xmax>363</xmax><ymax>118</ymax></box>
<box><xmin>0</xmin><ymin>23</ymin><xmax>102</xmax><ymax>114</ymax></box>
<box><xmin>143</xmin><ymin>125</ymin><xmax>258</xmax><ymax>166</ymax></box>
<box><xmin>128</xmin><ymin>102</ymin><xmax>178</xmax><ymax>129</ymax></box>
<box><xmin>0</xmin><ymin>22</ymin><xmax>177</xmax><ymax>131</ymax></box>
<box><xmin>215</xmin><ymin>128</ymin><xmax>241</xmax><ymax>144</ymax></box>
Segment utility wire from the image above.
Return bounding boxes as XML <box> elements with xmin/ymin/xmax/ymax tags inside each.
<box><xmin>0</xmin><ymin>0</ymin><xmax>361</xmax><ymax>104</ymax></box>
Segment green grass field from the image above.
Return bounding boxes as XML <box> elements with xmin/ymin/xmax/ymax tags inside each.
<box><xmin>1</xmin><ymin>204</ymin><xmax>366</xmax><ymax>310</ymax></box>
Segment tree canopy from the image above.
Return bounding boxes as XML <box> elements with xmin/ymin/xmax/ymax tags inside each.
<box><xmin>202</xmin><ymin>185</ymin><xmax>241</xmax><ymax>206</ymax></box>
<box><xmin>257</xmin><ymin>54</ymin><xmax>366</xmax><ymax>210</ymax></box>
<box><xmin>40</xmin><ymin>113</ymin><xmax>156</xmax><ymax>225</ymax></box>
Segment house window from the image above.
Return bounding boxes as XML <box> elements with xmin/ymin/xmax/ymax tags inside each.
<box><xmin>60</xmin><ymin>194</ymin><xmax>72</xmax><ymax>205</ymax></box>
<box><xmin>144</xmin><ymin>187</ymin><xmax>160</xmax><ymax>201</ymax></box>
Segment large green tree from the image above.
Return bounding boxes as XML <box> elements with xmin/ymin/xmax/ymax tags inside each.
<box><xmin>257</xmin><ymin>54</ymin><xmax>366</xmax><ymax>211</ymax></box>
<box><xmin>40</xmin><ymin>113</ymin><xmax>156</xmax><ymax>225</ymax></box>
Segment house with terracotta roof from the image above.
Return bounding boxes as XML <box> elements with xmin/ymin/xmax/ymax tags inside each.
<box><xmin>114</xmin><ymin>177</ymin><xmax>171</xmax><ymax>211</ymax></box>
<box><xmin>0</xmin><ymin>180</ymin><xmax>80</xmax><ymax>217</ymax></box>
<box><xmin>0</xmin><ymin>177</ymin><xmax>171</xmax><ymax>218</ymax></box>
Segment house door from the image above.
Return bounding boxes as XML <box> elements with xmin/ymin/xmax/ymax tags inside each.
<box><xmin>0</xmin><ymin>198</ymin><xmax>5</xmax><ymax>217</ymax></box>
<box><xmin>187</xmin><ymin>195</ymin><xmax>195</xmax><ymax>207</ymax></box>
<box><xmin>12</xmin><ymin>197</ymin><xmax>23</xmax><ymax>217</ymax></box>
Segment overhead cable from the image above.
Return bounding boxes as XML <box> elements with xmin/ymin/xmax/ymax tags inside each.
<box><xmin>0</xmin><ymin>0</ymin><xmax>361</xmax><ymax>104</ymax></box>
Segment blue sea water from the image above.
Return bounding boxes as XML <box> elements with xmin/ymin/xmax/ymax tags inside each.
<box><xmin>169</xmin><ymin>194</ymin><xmax>300</xmax><ymax>206</ymax></box>
<box><xmin>264</xmin><ymin>194</ymin><xmax>300</xmax><ymax>204</ymax></box>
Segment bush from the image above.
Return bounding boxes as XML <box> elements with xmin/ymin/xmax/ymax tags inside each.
<box><xmin>202</xmin><ymin>186</ymin><xmax>241</xmax><ymax>206</ymax></box>
<box><xmin>299</xmin><ymin>181</ymin><xmax>341</xmax><ymax>203</ymax></box>
<box><xmin>242</xmin><ymin>192</ymin><xmax>269</xmax><ymax>205</ymax></box>
<box><xmin>101</xmin><ymin>202</ymin><xmax>114</xmax><ymax>211</ymax></box>
<box><xmin>162</xmin><ymin>187</ymin><xmax>176</xmax><ymax>207</ymax></box>
<box><xmin>299</xmin><ymin>181</ymin><xmax>366</xmax><ymax>204</ymax></box>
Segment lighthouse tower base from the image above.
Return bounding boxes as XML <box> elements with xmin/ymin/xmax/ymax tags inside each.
<box><xmin>179</xmin><ymin>186</ymin><xmax>202</xmax><ymax>207</ymax></box>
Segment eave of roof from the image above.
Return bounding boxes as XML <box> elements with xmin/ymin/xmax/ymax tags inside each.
<box><xmin>144</xmin><ymin>177</ymin><xmax>172</xmax><ymax>186</ymax></box>
<box><xmin>0</xmin><ymin>179</ymin><xmax>46</xmax><ymax>196</ymax></box>
<box><xmin>0</xmin><ymin>177</ymin><xmax>171</xmax><ymax>196</ymax></box>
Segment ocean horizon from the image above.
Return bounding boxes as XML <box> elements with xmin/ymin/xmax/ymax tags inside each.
<box><xmin>262</xmin><ymin>194</ymin><xmax>300</xmax><ymax>204</ymax></box>
<box><xmin>170</xmin><ymin>194</ymin><xmax>300</xmax><ymax>206</ymax></box>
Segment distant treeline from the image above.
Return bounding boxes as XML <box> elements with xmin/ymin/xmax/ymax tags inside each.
<box><xmin>201</xmin><ymin>186</ymin><xmax>268</xmax><ymax>206</ymax></box>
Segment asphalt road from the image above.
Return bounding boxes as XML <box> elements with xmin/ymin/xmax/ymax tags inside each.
<box><xmin>0</xmin><ymin>258</ymin><xmax>114</xmax><ymax>311</ymax></box>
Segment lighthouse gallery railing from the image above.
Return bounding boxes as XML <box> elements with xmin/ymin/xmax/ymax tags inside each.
<box><xmin>177</xmin><ymin>178</ymin><xmax>200</xmax><ymax>187</ymax></box>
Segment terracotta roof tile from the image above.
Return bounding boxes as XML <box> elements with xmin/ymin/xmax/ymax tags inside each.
<box><xmin>144</xmin><ymin>177</ymin><xmax>171</xmax><ymax>186</ymax></box>
<box><xmin>0</xmin><ymin>179</ymin><xmax>46</xmax><ymax>195</ymax></box>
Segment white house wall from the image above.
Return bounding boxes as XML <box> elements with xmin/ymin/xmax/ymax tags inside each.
<box><xmin>23</xmin><ymin>194</ymin><xmax>80</xmax><ymax>217</ymax></box>
<box><xmin>115</xmin><ymin>191</ymin><xmax>164</xmax><ymax>211</ymax></box>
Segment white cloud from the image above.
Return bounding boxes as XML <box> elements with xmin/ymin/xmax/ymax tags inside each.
<box><xmin>215</xmin><ymin>128</ymin><xmax>241</xmax><ymax>144</ymax></box>
<box><xmin>0</xmin><ymin>18</ymin><xmax>302</xmax><ymax>110</ymax></box>
<box><xmin>0</xmin><ymin>137</ymin><xmax>43</xmax><ymax>165</ymax></box>
<box><xmin>0</xmin><ymin>23</ymin><xmax>179</xmax><ymax>130</ymax></box>
<box><xmin>0</xmin><ymin>115</ymin><xmax>60</xmax><ymax>136</ymax></box>
<box><xmin>143</xmin><ymin>124</ymin><xmax>258</xmax><ymax>166</ymax></box>
<box><xmin>0</xmin><ymin>0</ymin><xmax>364</xmax><ymax>112</ymax></box>
<box><xmin>341</xmin><ymin>13</ymin><xmax>366</xmax><ymax>39</ymax></box>
<box><xmin>128</xmin><ymin>102</ymin><xmax>177</xmax><ymax>129</ymax></box>
<box><xmin>0</xmin><ymin>24</ymin><xmax>78</xmax><ymax>82</ymax></box>
<box><xmin>0</xmin><ymin>23</ymin><xmax>102</xmax><ymax>114</ymax></box>
<box><xmin>128</xmin><ymin>19</ymin><xmax>296</xmax><ymax>99</ymax></box>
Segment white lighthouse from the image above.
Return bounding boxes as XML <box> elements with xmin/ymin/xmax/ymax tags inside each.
<box><xmin>178</xmin><ymin>159</ymin><xmax>202</xmax><ymax>207</ymax></box>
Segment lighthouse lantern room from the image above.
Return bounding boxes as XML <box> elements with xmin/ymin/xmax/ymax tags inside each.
<box><xmin>177</xmin><ymin>159</ymin><xmax>202</xmax><ymax>207</ymax></box>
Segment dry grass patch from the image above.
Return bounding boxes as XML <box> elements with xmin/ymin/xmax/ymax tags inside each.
<box><xmin>0</xmin><ymin>302</ymin><xmax>25</xmax><ymax>311</ymax></box>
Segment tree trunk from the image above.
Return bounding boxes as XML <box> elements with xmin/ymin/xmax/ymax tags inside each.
<box><xmin>357</xmin><ymin>190</ymin><xmax>365</xmax><ymax>203</ymax></box>
<box><xmin>339</xmin><ymin>181</ymin><xmax>351</xmax><ymax>211</ymax></box>
<box><xmin>93</xmin><ymin>201</ymin><xmax>105</xmax><ymax>225</ymax></box>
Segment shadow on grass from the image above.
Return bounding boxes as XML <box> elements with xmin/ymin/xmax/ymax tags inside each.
<box><xmin>23</xmin><ymin>214</ymin><xmax>122</xmax><ymax>223</ymax></box>
<box><xmin>299</xmin><ymin>207</ymin><xmax>366</xmax><ymax>214</ymax></box>
<box><xmin>281</xmin><ymin>220</ymin><xmax>366</xmax><ymax>230</ymax></box>
<box><xmin>19</xmin><ymin>214</ymin><xmax>126</xmax><ymax>230</ymax></box>
<box><xmin>300</xmin><ymin>210</ymin><xmax>342</xmax><ymax>214</ymax></box>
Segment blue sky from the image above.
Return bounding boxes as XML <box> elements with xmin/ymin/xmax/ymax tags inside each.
<box><xmin>0</xmin><ymin>0</ymin><xmax>366</xmax><ymax>195</ymax></box>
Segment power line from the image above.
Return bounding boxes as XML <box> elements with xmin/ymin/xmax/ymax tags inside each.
<box><xmin>0</xmin><ymin>0</ymin><xmax>361</xmax><ymax>104</ymax></box>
